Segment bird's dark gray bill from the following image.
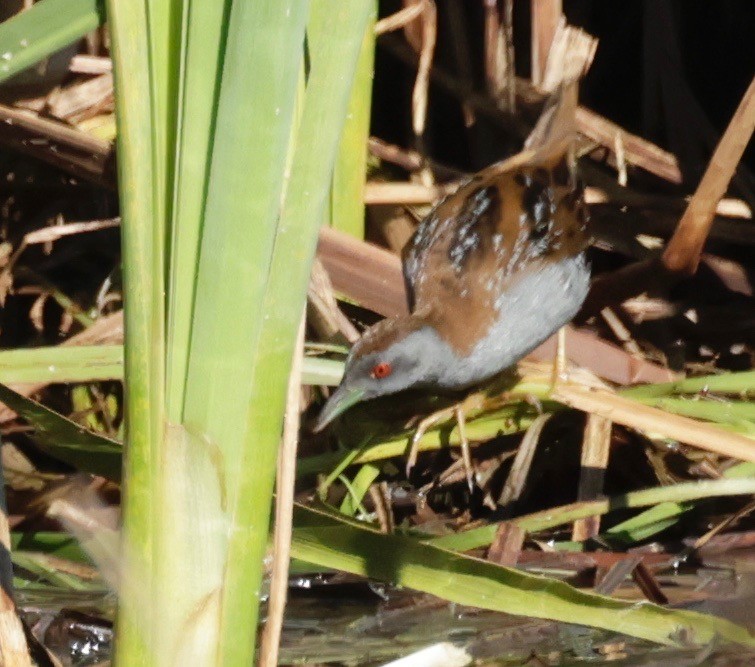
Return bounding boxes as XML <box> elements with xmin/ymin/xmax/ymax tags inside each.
<box><xmin>313</xmin><ymin>385</ymin><xmax>366</xmax><ymax>432</ymax></box>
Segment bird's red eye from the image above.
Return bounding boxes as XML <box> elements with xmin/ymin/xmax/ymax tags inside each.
<box><xmin>371</xmin><ymin>362</ymin><xmax>392</xmax><ymax>379</ymax></box>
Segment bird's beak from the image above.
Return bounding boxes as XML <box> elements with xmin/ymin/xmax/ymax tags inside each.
<box><xmin>313</xmin><ymin>385</ymin><xmax>366</xmax><ymax>432</ymax></box>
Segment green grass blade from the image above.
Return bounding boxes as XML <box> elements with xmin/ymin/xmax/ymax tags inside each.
<box><xmin>632</xmin><ymin>397</ymin><xmax>755</xmax><ymax>424</ymax></box>
<box><xmin>291</xmin><ymin>504</ymin><xmax>755</xmax><ymax>648</ymax></box>
<box><xmin>0</xmin><ymin>345</ymin><xmax>122</xmax><ymax>384</ymax></box>
<box><xmin>11</xmin><ymin>552</ymin><xmax>104</xmax><ymax>591</ymax></box>
<box><xmin>0</xmin><ymin>0</ymin><xmax>102</xmax><ymax>84</ymax></box>
<box><xmin>339</xmin><ymin>463</ymin><xmax>380</xmax><ymax>516</ymax></box>
<box><xmin>105</xmin><ymin>0</ymin><xmax>164</xmax><ymax>660</ymax></box>
<box><xmin>621</xmin><ymin>370</ymin><xmax>755</xmax><ymax>399</ymax></box>
<box><xmin>604</xmin><ymin>501</ymin><xmax>694</xmax><ymax>543</ymax></box>
<box><xmin>297</xmin><ymin>403</ymin><xmax>540</xmax><ymax>477</ymax></box>
<box><xmin>430</xmin><ymin>477</ymin><xmax>755</xmax><ymax>551</ymax></box>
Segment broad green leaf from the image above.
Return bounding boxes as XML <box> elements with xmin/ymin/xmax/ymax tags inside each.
<box><xmin>329</xmin><ymin>2</ymin><xmax>376</xmax><ymax>237</ymax></box>
<box><xmin>213</xmin><ymin>3</ymin><xmax>374</xmax><ymax>661</ymax></box>
<box><xmin>165</xmin><ymin>0</ymin><xmax>230</xmax><ymax>420</ymax></box>
<box><xmin>292</xmin><ymin>503</ymin><xmax>755</xmax><ymax>648</ymax></box>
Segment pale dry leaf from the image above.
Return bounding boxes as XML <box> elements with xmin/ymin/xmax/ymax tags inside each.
<box><xmin>2</xmin><ymin>443</ymin><xmax>47</xmax><ymax>492</ymax></box>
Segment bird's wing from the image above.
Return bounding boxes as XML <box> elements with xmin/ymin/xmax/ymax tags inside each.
<box><xmin>400</xmin><ymin>66</ymin><xmax>589</xmax><ymax>353</ymax></box>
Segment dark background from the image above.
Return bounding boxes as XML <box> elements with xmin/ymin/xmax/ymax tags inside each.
<box><xmin>372</xmin><ymin>0</ymin><xmax>755</xmax><ymax>199</ymax></box>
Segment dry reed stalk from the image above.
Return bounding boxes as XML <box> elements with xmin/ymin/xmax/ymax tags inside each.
<box><xmin>483</xmin><ymin>0</ymin><xmax>505</xmax><ymax>99</ymax></box>
<box><xmin>0</xmin><ymin>511</ymin><xmax>31</xmax><ymax>666</ymax></box>
<box><xmin>46</xmin><ymin>72</ymin><xmax>113</xmax><ymax>122</ymax></box>
<box><xmin>571</xmin><ymin>413</ymin><xmax>612</xmax><ymax>541</ymax></box>
<box><xmin>307</xmin><ymin>259</ymin><xmax>360</xmax><ymax>344</ymax></box>
<box><xmin>663</xmin><ymin>75</ymin><xmax>755</xmax><ymax>274</ymax></box>
<box><xmin>317</xmin><ymin>226</ymin><xmax>409</xmax><ymax>318</ymax></box>
<box><xmin>575</xmin><ymin>107</ymin><xmax>683</xmax><ymax>184</ymax></box>
<box><xmin>552</xmin><ymin>382</ymin><xmax>755</xmax><ymax>464</ymax></box>
<box><xmin>411</xmin><ymin>0</ymin><xmax>436</xmax><ymax>139</ymax></box>
<box><xmin>364</xmin><ymin>181</ymin><xmax>456</xmax><ymax>205</ymax></box>
<box><xmin>374</xmin><ymin>2</ymin><xmax>424</xmax><ymax>36</ymax></box>
<box><xmin>368</xmin><ymin>137</ymin><xmax>423</xmax><ymax>171</ymax></box>
<box><xmin>69</xmin><ymin>54</ymin><xmax>112</xmax><ymax>75</ymax></box>
<box><xmin>0</xmin><ymin>104</ymin><xmax>114</xmax><ymax>188</ymax></box>
<box><xmin>487</xmin><ymin>522</ymin><xmax>525</xmax><ymax>566</ymax></box>
<box><xmin>22</xmin><ymin>218</ymin><xmax>120</xmax><ymax>246</ymax></box>
<box><xmin>258</xmin><ymin>313</ymin><xmax>306</xmax><ymax>667</ymax></box>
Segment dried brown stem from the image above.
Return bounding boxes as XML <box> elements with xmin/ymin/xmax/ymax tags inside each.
<box><xmin>374</xmin><ymin>2</ymin><xmax>424</xmax><ymax>35</ymax></box>
<box><xmin>487</xmin><ymin>522</ymin><xmax>525</xmax><ymax>566</ymax></box>
<box><xmin>412</xmin><ymin>0</ymin><xmax>437</xmax><ymax>137</ymax></box>
<box><xmin>368</xmin><ymin>137</ymin><xmax>423</xmax><ymax>171</ymax></box>
<box><xmin>499</xmin><ymin>413</ymin><xmax>551</xmax><ymax>506</ymax></box>
<box><xmin>258</xmin><ymin>312</ymin><xmax>305</xmax><ymax>667</ymax></box>
<box><xmin>69</xmin><ymin>54</ymin><xmax>112</xmax><ymax>75</ymax></box>
<box><xmin>364</xmin><ymin>181</ymin><xmax>456</xmax><ymax>205</ymax></box>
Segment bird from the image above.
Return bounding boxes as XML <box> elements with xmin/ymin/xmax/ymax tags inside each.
<box><xmin>315</xmin><ymin>79</ymin><xmax>590</xmax><ymax>486</ymax></box>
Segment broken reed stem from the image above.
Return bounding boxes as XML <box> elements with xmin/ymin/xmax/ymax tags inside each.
<box><xmin>553</xmin><ymin>382</ymin><xmax>755</xmax><ymax>464</ymax></box>
<box><xmin>258</xmin><ymin>312</ymin><xmax>306</xmax><ymax>667</ymax></box>
<box><xmin>531</xmin><ymin>0</ymin><xmax>562</xmax><ymax>87</ymax></box>
<box><xmin>499</xmin><ymin>413</ymin><xmax>551</xmax><ymax>505</ymax></box>
<box><xmin>483</xmin><ymin>0</ymin><xmax>504</xmax><ymax>99</ymax></box>
<box><xmin>663</xmin><ymin>75</ymin><xmax>755</xmax><ymax>274</ymax></box>
<box><xmin>571</xmin><ymin>413</ymin><xmax>612</xmax><ymax>542</ymax></box>
<box><xmin>487</xmin><ymin>522</ymin><xmax>525</xmax><ymax>566</ymax></box>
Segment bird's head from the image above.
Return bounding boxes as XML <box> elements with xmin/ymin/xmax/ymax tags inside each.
<box><xmin>314</xmin><ymin>316</ymin><xmax>441</xmax><ymax>432</ymax></box>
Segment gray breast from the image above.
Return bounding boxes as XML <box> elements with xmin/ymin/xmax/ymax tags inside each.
<box><xmin>434</xmin><ymin>253</ymin><xmax>590</xmax><ymax>389</ymax></box>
